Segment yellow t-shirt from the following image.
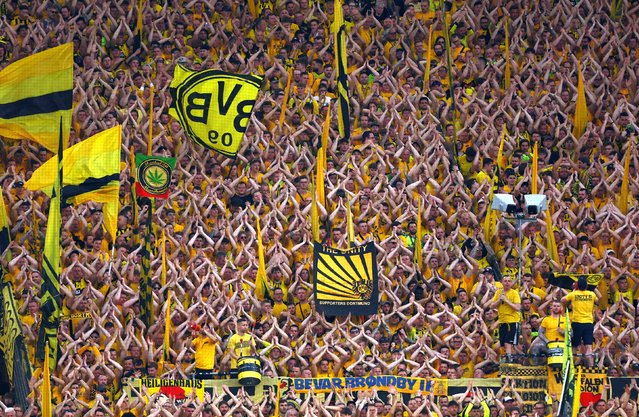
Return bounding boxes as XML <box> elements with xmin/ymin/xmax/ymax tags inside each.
<box><xmin>540</xmin><ymin>315</ymin><xmax>566</xmax><ymax>343</ymax></box>
<box><xmin>226</xmin><ymin>333</ymin><xmax>254</xmax><ymax>368</ymax></box>
<box><xmin>193</xmin><ymin>335</ymin><xmax>216</xmax><ymax>370</ymax></box>
<box><xmin>565</xmin><ymin>290</ymin><xmax>596</xmax><ymax>324</ymax></box>
<box><xmin>493</xmin><ymin>288</ymin><xmax>521</xmax><ymax>324</ymax></box>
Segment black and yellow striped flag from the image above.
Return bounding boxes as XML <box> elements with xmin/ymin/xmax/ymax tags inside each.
<box><xmin>0</xmin><ymin>187</ymin><xmax>8</xmax><ymax>254</ymax></box>
<box><xmin>0</xmin><ymin>43</ymin><xmax>72</xmax><ymax>152</ymax></box>
<box><xmin>36</xmin><ymin>119</ymin><xmax>65</xmax><ymax>372</ymax></box>
<box><xmin>139</xmin><ymin>210</ymin><xmax>154</xmax><ymax>329</ymax></box>
<box><xmin>333</xmin><ymin>0</ymin><xmax>350</xmax><ymax>140</ymax></box>
<box><xmin>24</xmin><ymin>126</ymin><xmax>122</xmax><ymax>241</ymax></box>
<box><xmin>0</xmin><ymin>191</ymin><xmax>33</xmax><ymax>408</ymax></box>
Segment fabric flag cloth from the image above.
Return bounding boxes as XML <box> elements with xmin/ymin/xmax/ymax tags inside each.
<box><xmin>316</xmin><ymin>107</ymin><xmax>330</xmax><ymax>207</ymax></box>
<box><xmin>36</xmin><ymin>120</ymin><xmax>64</xmax><ymax>372</ymax></box>
<box><xmin>0</xmin><ymin>43</ymin><xmax>72</xmax><ymax>152</ymax></box>
<box><xmin>414</xmin><ymin>197</ymin><xmax>422</xmax><ymax>265</ymax></box>
<box><xmin>619</xmin><ymin>143</ymin><xmax>633</xmax><ymax>214</ymax></box>
<box><xmin>313</xmin><ymin>242</ymin><xmax>378</xmax><ymax>315</ymax></box>
<box><xmin>25</xmin><ymin>126</ymin><xmax>122</xmax><ymax>240</ymax></box>
<box><xmin>254</xmin><ymin>212</ymin><xmax>269</xmax><ymax>300</ymax></box>
<box><xmin>558</xmin><ymin>310</ymin><xmax>575</xmax><ymax>417</ymax></box>
<box><xmin>139</xmin><ymin>210</ymin><xmax>154</xmax><ymax>330</ymax></box>
<box><xmin>310</xmin><ymin>182</ymin><xmax>320</xmax><ymax>242</ymax></box>
<box><xmin>531</xmin><ymin>141</ymin><xmax>538</xmax><ymax>193</ymax></box>
<box><xmin>159</xmin><ymin>290</ymin><xmax>171</xmax><ymax>375</ymax></box>
<box><xmin>0</xmin><ymin>188</ymin><xmax>8</xmax><ymax>253</ymax></box>
<box><xmin>279</xmin><ymin>68</ymin><xmax>293</xmax><ymax>128</ymax></box>
<box><xmin>129</xmin><ymin>146</ymin><xmax>139</xmax><ymax>229</ymax></box>
<box><xmin>333</xmin><ymin>0</ymin><xmax>350</xmax><ymax>140</ymax></box>
<box><xmin>423</xmin><ymin>26</ymin><xmax>433</xmax><ymax>90</ymax></box>
<box><xmin>548</xmin><ymin>273</ymin><xmax>602</xmax><ymax>291</ymax></box>
<box><xmin>133</xmin><ymin>0</ymin><xmax>143</xmax><ymax>51</ymax></box>
<box><xmin>0</xmin><ymin>191</ymin><xmax>33</xmax><ymax>408</ymax></box>
<box><xmin>169</xmin><ymin>67</ymin><xmax>263</xmax><ymax>157</ymax></box>
<box><xmin>572</xmin><ymin>61</ymin><xmax>590</xmax><ymax>139</ymax></box>
<box><xmin>42</xmin><ymin>343</ymin><xmax>52</xmax><ymax>417</ymax></box>
<box><xmin>161</xmin><ymin>229</ymin><xmax>168</xmax><ymax>287</ymax></box>
<box><xmin>545</xmin><ymin>208</ymin><xmax>559</xmax><ymax>263</ymax></box>
<box><xmin>135</xmin><ymin>154</ymin><xmax>176</xmax><ymax>199</ymax></box>
<box><xmin>504</xmin><ymin>17</ymin><xmax>511</xmax><ymax>90</ymax></box>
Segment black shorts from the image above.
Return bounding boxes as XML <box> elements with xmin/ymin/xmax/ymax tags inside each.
<box><xmin>499</xmin><ymin>323</ymin><xmax>520</xmax><ymax>346</ymax></box>
<box><xmin>195</xmin><ymin>368</ymin><xmax>214</xmax><ymax>380</ymax></box>
<box><xmin>572</xmin><ymin>322</ymin><xmax>594</xmax><ymax>346</ymax></box>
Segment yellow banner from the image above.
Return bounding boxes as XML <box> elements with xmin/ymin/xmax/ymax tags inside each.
<box><xmin>132</xmin><ymin>378</ymin><xmax>205</xmax><ymax>402</ymax></box>
<box><xmin>501</xmin><ymin>365</ymin><xmax>548</xmax><ymax>415</ymax></box>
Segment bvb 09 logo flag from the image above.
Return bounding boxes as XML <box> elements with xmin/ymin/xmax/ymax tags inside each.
<box><xmin>169</xmin><ymin>67</ymin><xmax>263</xmax><ymax>157</ymax></box>
<box><xmin>313</xmin><ymin>242</ymin><xmax>378</xmax><ymax>315</ymax></box>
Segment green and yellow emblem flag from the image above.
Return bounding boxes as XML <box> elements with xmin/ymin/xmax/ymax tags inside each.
<box><xmin>333</xmin><ymin>0</ymin><xmax>350</xmax><ymax>140</ymax></box>
<box><xmin>25</xmin><ymin>126</ymin><xmax>122</xmax><ymax>241</ymax></box>
<box><xmin>313</xmin><ymin>242</ymin><xmax>378</xmax><ymax>315</ymax></box>
<box><xmin>0</xmin><ymin>43</ymin><xmax>72</xmax><ymax>152</ymax></box>
<box><xmin>135</xmin><ymin>154</ymin><xmax>176</xmax><ymax>199</ymax></box>
<box><xmin>169</xmin><ymin>67</ymin><xmax>263</xmax><ymax>157</ymax></box>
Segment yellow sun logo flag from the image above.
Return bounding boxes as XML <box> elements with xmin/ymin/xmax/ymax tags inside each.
<box><xmin>313</xmin><ymin>242</ymin><xmax>378</xmax><ymax>315</ymax></box>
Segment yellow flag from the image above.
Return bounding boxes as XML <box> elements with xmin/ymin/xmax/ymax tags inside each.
<box><xmin>333</xmin><ymin>0</ymin><xmax>351</xmax><ymax>139</ymax></box>
<box><xmin>545</xmin><ymin>207</ymin><xmax>559</xmax><ymax>263</ymax></box>
<box><xmin>279</xmin><ymin>68</ymin><xmax>293</xmax><ymax>128</ymax></box>
<box><xmin>347</xmin><ymin>200</ymin><xmax>355</xmax><ymax>245</ymax></box>
<box><xmin>423</xmin><ymin>26</ymin><xmax>433</xmax><ymax>91</ymax></box>
<box><xmin>161</xmin><ymin>229</ymin><xmax>167</xmax><ymax>287</ymax></box>
<box><xmin>0</xmin><ymin>187</ymin><xmax>8</xmax><ymax>253</ymax></box>
<box><xmin>25</xmin><ymin>126</ymin><xmax>122</xmax><ymax>240</ymax></box>
<box><xmin>255</xmin><ymin>213</ymin><xmax>269</xmax><ymax>299</ymax></box>
<box><xmin>311</xmin><ymin>182</ymin><xmax>320</xmax><ymax>242</ymax></box>
<box><xmin>0</xmin><ymin>43</ymin><xmax>73</xmax><ymax>152</ymax></box>
<box><xmin>573</xmin><ymin>61</ymin><xmax>590</xmax><ymax>139</ymax></box>
<box><xmin>619</xmin><ymin>143</ymin><xmax>633</xmax><ymax>214</ymax></box>
<box><xmin>42</xmin><ymin>342</ymin><xmax>52</xmax><ymax>417</ymax></box>
<box><xmin>317</xmin><ymin>108</ymin><xmax>329</xmax><ymax>207</ymax></box>
<box><xmin>497</xmin><ymin>123</ymin><xmax>506</xmax><ymax>170</ymax></box>
<box><xmin>414</xmin><ymin>197</ymin><xmax>422</xmax><ymax>265</ymax></box>
<box><xmin>159</xmin><ymin>290</ymin><xmax>171</xmax><ymax>375</ymax></box>
<box><xmin>36</xmin><ymin>121</ymin><xmax>63</xmax><ymax>372</ymax></box>
<box><xmin>531</xmin><ymin>141</ymin><xmax>539</xmax><ymax>194</ymax></box>
<box><xmin>169</xmin><ymin>67</ymin><xmax>263</xmax><ymax>157</ymax></box>
<box><xmin>504</xmin><ymin>17</ymin><xmax>511</xmax><ymax>90</ymax></box>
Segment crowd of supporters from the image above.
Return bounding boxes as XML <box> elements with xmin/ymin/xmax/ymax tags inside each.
<box><xmin>1</xmin><ymin>0</ymin><xmax>639</xmax><ymax>416</ymax></box>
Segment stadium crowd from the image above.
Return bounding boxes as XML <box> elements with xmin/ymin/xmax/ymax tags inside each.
<box><xmin>1</xmin><ymin>0</ymin><xmax>639</xmax><ymax>416</ymax></box>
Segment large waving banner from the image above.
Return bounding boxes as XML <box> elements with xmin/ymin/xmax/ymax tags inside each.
<box><xmin>279</xmin><ymin>376</ymin><xmax>447</xmax><ymax>396</ymax></box>
<box><xmin>547</xmin><ymin>273</ymin><xmax>603</xmax><ymax>291</ymax></box>
<box><xmin>313</xmin><ymin>242</ymin><xmax>378</xmax><ymax>315</ymax></box>
<box><xmin>169</xmin><ymin>67</ymin><xmax>263</xmax><ymax>157</ymax></box>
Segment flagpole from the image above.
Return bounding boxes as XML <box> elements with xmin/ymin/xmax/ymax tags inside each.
<box><xmin>148</xmin><ymin>83</ymin><xmax>154</xmax><ymax>155</ymax></box>
<box><xmin>440</xmin><ymin>1</ymin><xmax>459</xmax><ymax>170</ymax></box>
